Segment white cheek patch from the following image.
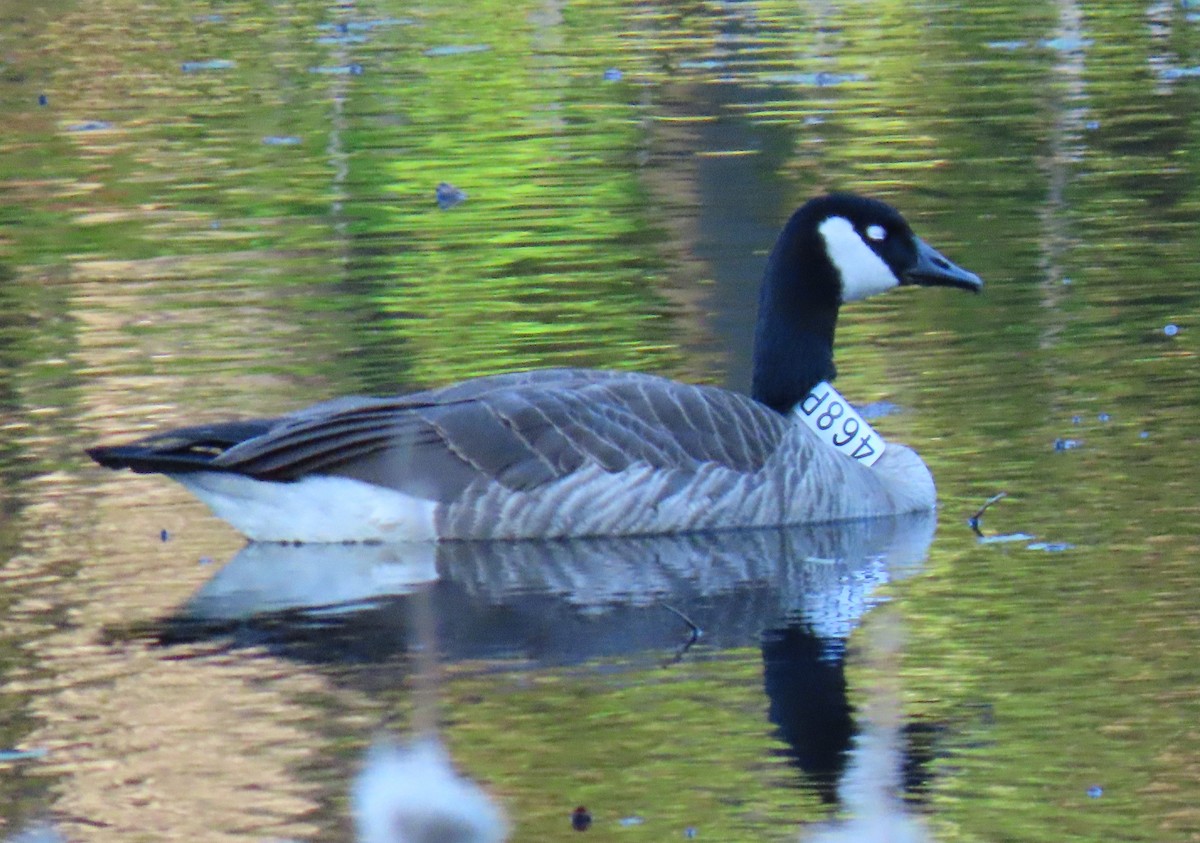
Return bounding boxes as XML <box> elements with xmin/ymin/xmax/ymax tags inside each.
<box><xmin>818</xmin><ymin>216</ymin><xmax>901</xmax><ymax>302</ymax></box>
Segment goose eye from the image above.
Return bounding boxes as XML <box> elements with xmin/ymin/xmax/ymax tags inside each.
<box><xmin>865</xmin><ymin>224</ymin><xmax>887</xmax><ymax>243</ymax></box>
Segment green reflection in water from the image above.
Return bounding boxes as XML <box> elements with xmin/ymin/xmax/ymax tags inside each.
<box><xmin>1</xmin><ymin>0</ymin><xmax>1200</xmax><ymax>840</ymax></box>
<box><xmin>444</xmin><ymin>650</ymin><xmax>820</xmax><ymax>841</ymax></box>
<box><xmin>339</xmin><ymin>0</ymin><xmax>683</xmax><ymax>391</ymax></box>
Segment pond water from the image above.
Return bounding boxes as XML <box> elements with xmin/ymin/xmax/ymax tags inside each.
<box><xmin>2</xmin><ymin>0</ymin><xmax>1200</xmax><ymax>840</ymax></box>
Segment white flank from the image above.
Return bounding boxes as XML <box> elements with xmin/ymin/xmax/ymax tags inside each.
<box><xmin>170</xmin><ymin>472</ymin><xmax>438</xmax><ymax>542</ymax></box>
<box><xmin>818</xmin><ymin>216</ymin><xmax>900</xmax><ymax>302</ymax></box>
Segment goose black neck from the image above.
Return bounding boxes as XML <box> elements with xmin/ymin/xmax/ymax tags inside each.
<box><xmin>750</xmin><ymin>207</ymin><xmax>841</xmax><ymax>414</ymax></box>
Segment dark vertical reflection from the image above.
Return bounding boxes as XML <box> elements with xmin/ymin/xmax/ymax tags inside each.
<box><xmin>762</xmin><ymin>623</ymin><xmax>853</xmax><ymax>803</ymax></box>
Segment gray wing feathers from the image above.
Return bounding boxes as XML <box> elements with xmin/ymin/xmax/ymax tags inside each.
<box><xmin>208</xmin><ymin>369</ymin><xmax>790</xmax><ymax>502</ymax></box>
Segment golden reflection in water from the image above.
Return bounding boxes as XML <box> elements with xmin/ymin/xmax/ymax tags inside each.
<box><xmin>4</xmin><ymin>453</ymin><xmax>333</xmax><ymax>840</ymax></box>
<box><xmin>2</xmin><ymin>250</ymin><xmax>370</xmax><ymax>839</ymax></box>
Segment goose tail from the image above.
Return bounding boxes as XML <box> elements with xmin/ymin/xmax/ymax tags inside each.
<box><xmin>86</xmin><ymin>420</ymin><xmax>275</xmax><ymax>475</ymax></box>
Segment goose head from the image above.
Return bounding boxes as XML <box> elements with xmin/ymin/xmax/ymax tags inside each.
<box><xmin>751</xmin><ymin>194</ymin><xmax>981</xmax><ymax>414</ymax></box>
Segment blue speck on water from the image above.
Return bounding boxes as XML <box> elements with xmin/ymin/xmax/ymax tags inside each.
<box><xmin>67</xmin><ymin>120</ymin><xmax>112</xmax><ymax>132</ymax></box>
<box><xmin>1098</xmin><ymin>412</ymin><xmax>1111</xmax><ymax>422</ymax></box>
<box><xmin>1054</xmin><ymin>438</ymin><xmax>1083</xmax><ymax>451</ymax></box>
<box><xmin>263</xmin><ymin>135</ymin><xmax>302</xmax><ymax>146</ymax></box>
<box><xmin>858</xmin><ymin>400</ymin><xmax>902</xmax><ymax>420</ymax></box>
<box><xmin>436</xmin><ymin>182</ymin><xmax>467</xmax><ymax>209</ymax></box>
<box><xmin>986</xmin><ymin>39</ymin><xmax>1028</xmax><ymax>50</ymax></box>
<box><xmin>309</xmin><ymin>64</ymin><xmax>364</xmax><ymax>75</ymax></box>
<box><xmin>0</xmin><ymin>747</ymin><xmax>48</xmax><ymax>761</ymax></box>
<box><xmin>423</xmin><ymin>44</ymin><xmax>492</xmax><ymax>58</ymax></box>
<box><xmin>317</xmin><ymin>18</ymin><xmax>413</xmax><ymax>31</ymax></box>
<box><xmin>1071</xmin><ymin>415</ymin><xmax>1082</xmax><ymax>425</ymax></box>
<box><xmin>1164</xmin><ymin>323</ymin><xmax>1179</xmax><ymax>336</ymax></box>
<box><xmin>1061</xmin><ymin>276</ymin><xmax>1072</xmax><ymax>285</ymax></box>
<box><xmin>210</xmin><ymin>221</ymin><xmax>221</xmax><ymax>229</ymax></box>
<box><xmin>762</xmin><ymin>71</ymin><xmax>867</xmax><ymax>86</ymax></box>
<box><xmin>37</xmin><ymin>93</ymin><xmax>48</xmax><ymax>106</ymax></box>
<box><xmin>1087</xmin><ymin>785</ymin><xmax>1103</xmax><ymax>799</ymax></box>
<box><xmin>684</xmin><ymin>827</ymin><xmax>698</xmax><ymax>838</ymax></box>
<box><xmin>160</xmin><ymin>529</ymin><xmax>169</xmax><ymax>542</ymax></box>
<box><xmin>1085</xmin><ymin>120</ymin><xmax>1100</xmax><ymax>130</ymax></box>
<box><xmin>199</xmin><ymin>556</ymin><xmax>213</xmax><ymax>566</ymax></box>
<box><xmin>1139</xmin><ymin>431</ymin><xmax>1150</xmax><ymax>439</ymax></box>
<box><xmin>1039</xmin><ymin>36</ymin><xmax>1093</xmax><ymax>51</ymax></box>
<box><xmin>195</xmin><ymin>13</ymin><xmax>225</xmax><ymax>23</ymax></box>
<box><xmin>181</xmin><ymin>59</ymin><xmax>236</xmax><ymax>72</ymax></box>
<box><xmin>1027</xmin><ymin>541</ymin><xmax>1075</xmax><ymax>552</ymax></box>
<box><xmin>1160</xmin><ymin>65</ymin><xmax>1200</xmax><ymax>80</ymax></box>
<box><xmin>618</xmin><ymin>816</ymin><xmax>644</xmax><ymax>827</ymax></box>
<box><xmin>980</xmin><ymin>532</ymin><xmax>1037</xmax><ymax>545</ymax></box>
<box><xmin>315</xmin><ymin>34</ymin><xmax>369</xmax><ymax>45</ymax></box>
<box><xmin>604</xmin><ymin>68</ymin><xmax>623</xmax><ymax>81</ymax></box>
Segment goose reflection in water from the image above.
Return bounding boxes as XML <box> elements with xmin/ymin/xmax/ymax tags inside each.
<box><xmin>154</xmin><ymin>513</ymin><xmax>938</xmax><ymax>838</ymax></box>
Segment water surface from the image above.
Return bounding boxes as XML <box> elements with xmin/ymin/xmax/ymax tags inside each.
<box><xmin>2</xmin><ymin>0</ymin><xmax>1199</xmax><ymax>840</ymax></box>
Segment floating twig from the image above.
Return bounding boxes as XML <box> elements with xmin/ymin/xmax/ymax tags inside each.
<box><xmin>968</xmin><ymin>492</ymin><xmax>1008</xmax><ymax>537</ymax></box>
<box><xmin>659</xmin><ymin>603</ymin><xmax>702</xmax><ymax>666</ymax></box>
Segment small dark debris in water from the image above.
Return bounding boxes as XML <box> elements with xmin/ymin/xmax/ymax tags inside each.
<box><xmin>571</xmin><ymin>806</ymin><xmax>592</xmax><ymax>831</ymax></box>
<box><xmin>160</xmin><ymin>528</ymin><xmax>169</xmax><ymax>542</ymax></box>
<box><xmin>263</xmin><ymin>135</ymin><xmax>302</xmax><ymax>146</ymax></box>
<box><xmin>181</xmin><ymin>59</ymin><xmax>236</xmax><ymax>72</ymax></box>
<box><xmin>37</xmin><ymin>93</ymin><xmax>47</xmax><ymax>106</ymax></box>
<box><xmin>1026</xmin><ymin>541</ymin><xmax>1074</xmax><ymax>552</ymax></box>
<box><xmin>423</xmin><ymin>44</ymin><xmax>492</xmax><ymax>58</ymax></box>
<box><xmin>603</xmin><ymin>68</ymin><xmax>623</xmax><ymax>81</ymax></box>
<box><xmin>1087</xmin><ymin>785</ymin><xmax>1103</xmax><ymax>799</ymax></box>
<box><xmin>436</xmin><ymin>182</ymin><xmax>467</xmax><ymax>209</ymax></box>
<box><xmin>1054</xmin><ymin>437</ymin><xmax>1082</xmax><ymax>451</ymax></box>
<box><xmin>618</xmin><ymin>816</ymin><xmax>645</xmax><ymax>827</ymax></box>
<box><xmin>685</xmin><ymin>827</ymin><xmax>698</xmax><ymax>838</ymax></box>
<box><xmin>967</xmin><ymin>492</ymin><xmax>1007</xmax><ymax>537</ymax></box>
<box><xmin>309</xmin><ymin>64</ymin><xmax>364</xmax><ymax>75</ymax></box>
<box><xmin>0</xmin><ymin>747</ymin><xmax>48</xmax><ymax>761</ymax></box>
<box><xmin>67</xmin><ymin>120</ymin><xmax>112</xmax><ymax>132</ymax></box>
<box><xmin>1098</xmin><ymin>412</ymin><xmax>1110</xmax><ymax>422</ymax></box>
<box><xmin>1164</xmin><ymin>323</ymin><xmax>1179</xmax><ymax>336</ymax></box>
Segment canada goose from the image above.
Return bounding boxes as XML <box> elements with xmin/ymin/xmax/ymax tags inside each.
<box><xmin>88</xmin><ymin>194</ymin><xmax>981</xmax><ymax>542</ymax></box>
